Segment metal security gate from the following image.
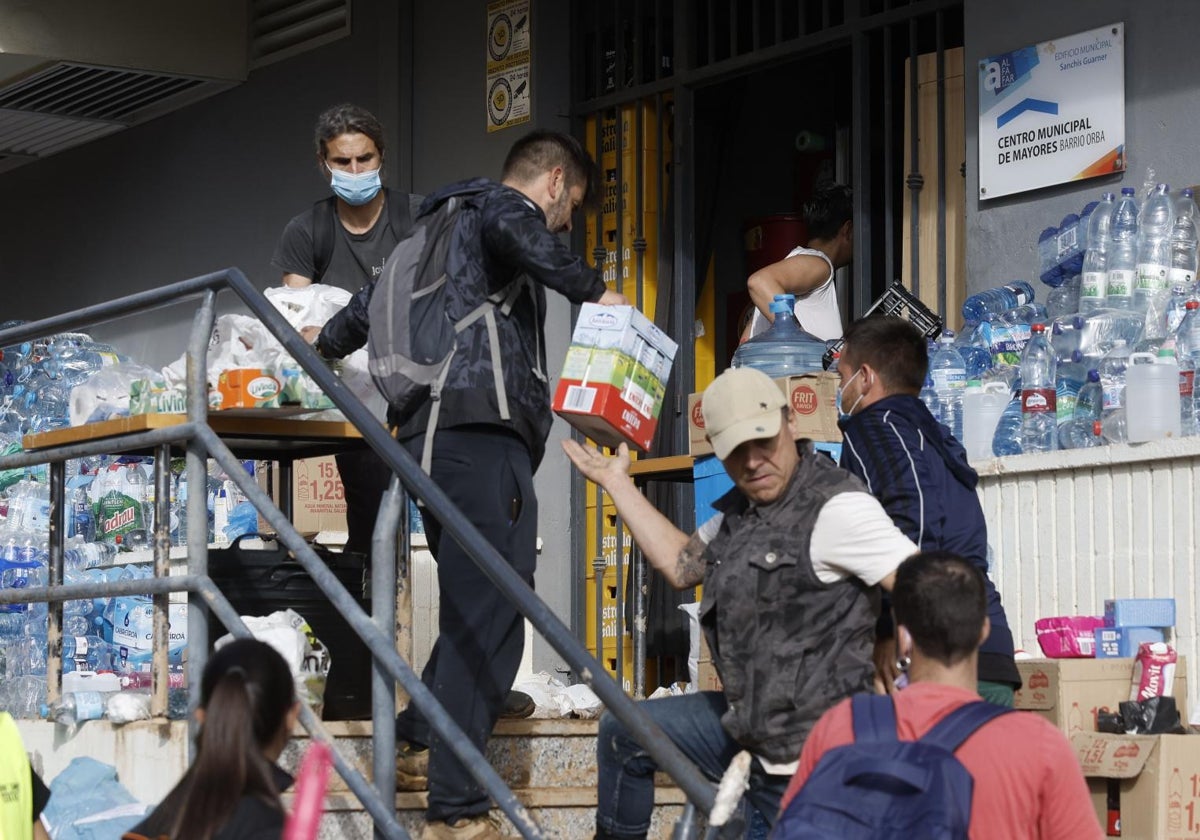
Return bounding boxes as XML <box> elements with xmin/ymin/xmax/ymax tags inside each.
<box><xmin>569</xmin><ymin>0</ymin><xmax>965</xmax><ymax>694</ymax></box>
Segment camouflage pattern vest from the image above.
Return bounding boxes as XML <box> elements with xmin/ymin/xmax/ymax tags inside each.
<box><xmin>699</xmin><ymin>448</ymin><xmax>880</xmax><ymax>764</ymax></box>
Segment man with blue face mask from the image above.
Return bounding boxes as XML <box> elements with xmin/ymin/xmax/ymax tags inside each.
<box><xmin>270</xmin><ymin>104</ymin><xmax>424</xmax><ymax>562</ymax></box>
<box><xmin>836</xmin><ymin>317</ymin><xmax>1021</xmax><ymax>705</ymax></box>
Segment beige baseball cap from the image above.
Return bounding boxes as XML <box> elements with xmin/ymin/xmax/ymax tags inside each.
<box><xmin>702</xmin><ymin>368</ymin><xmax>786</xmax><ymax>460</ymax></box>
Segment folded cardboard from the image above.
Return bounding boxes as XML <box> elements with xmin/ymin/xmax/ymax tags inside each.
<box><xmin>1097</xmin><ymin>626</ymin><xmax>1167</xmax><ymax>659</ymax></box>
<box><xmin>554</xmin><ymin>303</ymin><xmax>678</xmax><ymax>452</ymax></box>
<box><xmin>1105</xmin><ymin>598</ymin><xmax>1176</xmax><ymax>629</ymax></box>
<box><xmin>687</xmin><ymin>371</ymin><xmax>841</xmax><ymax>456</ymax></box>
<box><xmin>1014</xmin><ymin>657</ymin><xmax>1189</xmax><ymax>736</ymax></box>
<box><xmin>1074</xmin><ymin>732</ymin><xmax>1200</xmax><ymax>840</ymax></box>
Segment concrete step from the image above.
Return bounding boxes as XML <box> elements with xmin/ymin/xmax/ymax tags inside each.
<box><xmin>287</xmin><ymin>789</ymin><xmax>689</xmax><ymax>840</ymax></box>
<box><xmin>283</xmin><ymin>718</ymin><xmax>694</xmax><ymax>839</ymax></box>
<box><xmin>283</xmin><ymin>718</ymin><xmax>655</xmax><ymax>792</ymax></box>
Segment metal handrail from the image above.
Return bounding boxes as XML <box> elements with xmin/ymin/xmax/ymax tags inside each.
<box><xmin>0</xmin><ymin>267</ymin><xmax>717</xmax><ymax>836</ymax></box>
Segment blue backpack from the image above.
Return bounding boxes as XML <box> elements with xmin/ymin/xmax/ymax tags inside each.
<box><xmin>773</xmin><ymin>694</ymin><xmax>1013</xmax><ymax>839</ymax></box>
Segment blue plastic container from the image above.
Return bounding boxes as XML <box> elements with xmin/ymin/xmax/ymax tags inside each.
<box><xmin>731</xmin><ymin>294</ymin><xmax>827</xmax><ymax>377</ymax></box>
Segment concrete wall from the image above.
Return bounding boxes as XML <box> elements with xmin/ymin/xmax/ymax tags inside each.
<box><xmin>965</xmin><ymin>1</ymin><xmax>1200</xmax><ymax>300</ymax></box>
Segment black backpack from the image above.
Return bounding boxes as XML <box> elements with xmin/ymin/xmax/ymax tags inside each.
<box><xmin>772</xmin><ymin>694</ymin><xmax>1013</xmax><ymax>840</ymax></box>
<box><xmin>366</xmin><ymin>185</ymin><xmax>524</xmax><ymax>471</ymax></box>
<box><xmin>310</xmin><ymin>188</ymin><xmax>413</xmax><ymax>284</ymax></box>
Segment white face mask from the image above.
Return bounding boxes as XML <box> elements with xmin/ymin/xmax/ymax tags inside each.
<box><xmin>837</xmin><ymin>368</ymin><xmax>865</xmax><ymax>418</ymax></box>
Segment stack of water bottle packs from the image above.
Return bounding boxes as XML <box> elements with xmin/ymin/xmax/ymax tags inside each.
<box><xmin>0</xmin><ymin>453</ymin><xmax>261</xmax><ymax>723</ymax></box>
<box><xmin>925</xmin><ymin>177</ymin><xmax>1200</xmax><ymax>458</ymax></box>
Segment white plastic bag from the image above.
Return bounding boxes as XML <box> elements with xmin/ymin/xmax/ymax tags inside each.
<box><xmin>214</xmin><ymin>608</ymin><xmax>332</xmax><ymax>715</ymax></box>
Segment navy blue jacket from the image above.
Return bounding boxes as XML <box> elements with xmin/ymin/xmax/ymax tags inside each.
<box><xmin>838</xmin><ymin>394</ymin><xmax>1020</xmax><ymax>687</ymax></box>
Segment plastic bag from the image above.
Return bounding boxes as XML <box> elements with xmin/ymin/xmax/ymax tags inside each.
<box><xmin>40</xmin><ymin>757</ymin><xmax>148</xmax><ymax>840</ymax></box>
<box><xmin>215</xmin><ymin>608</ymin><xmax>331</xmax><ymax>715</ymax></box>
<box><xmin>68</xmin><ymin>361</ymin><xmax>157</xmax><ymax>426</ymax></box>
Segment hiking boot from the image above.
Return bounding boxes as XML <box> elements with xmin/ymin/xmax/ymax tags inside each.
<box><xmin>396</xmin><ymin>741</ymin><xmax>429</xmax><ymax>791</ymax></box>
<box><xmin>421</xmin><ymin>814</ymin><xmax>504</xmax><ymax>839</ymax></box>
<box><xmin>499</xmin><ymin>689</ymin><xmax>535</xmax><ymax>719</ymax></box>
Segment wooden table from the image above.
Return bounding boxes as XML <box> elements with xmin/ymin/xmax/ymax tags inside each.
<box><xmin>627</xmin><ymin>454</ymin><xmax>696</xmax><ymax>484</ymax></box>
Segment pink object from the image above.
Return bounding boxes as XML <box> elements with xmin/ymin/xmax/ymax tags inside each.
<box><xmin>1034</xmin><ymin>616</ymin><xmax>1105</xmax><ymax>658</ymax></box>
<box><xmin>283</xmin><ymin>739</ymin><xmax>333</xmax><ymax>840</ymax></box>
<box><xmin>1131</xmin><ymin>642</ymin><xmax>1177</xmax><ymax>702</ymax></box>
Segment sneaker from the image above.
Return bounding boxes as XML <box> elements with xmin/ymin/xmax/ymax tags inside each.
<box><xmin>396</xmin><ymin>741</ymin><xmax>428</xmax><ymax>791</ymax></box>
<box><xmin>499</xmin><ymin>689</ymin><xmax>535</xmax><ymax>720</ymax></box>
<box><xmin>421</xmin><ymin>814</ymin><xmax>504</xmax><ymax>839</ymax></box>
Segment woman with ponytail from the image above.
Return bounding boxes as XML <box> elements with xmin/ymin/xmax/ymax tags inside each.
<box><xmin>125</xmin><ymin>638</ymin><xmax>299</xmax><ymax>840</ymax></box>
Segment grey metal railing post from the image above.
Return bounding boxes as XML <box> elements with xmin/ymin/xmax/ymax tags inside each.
<box><xmin>185</xmin><ymin>290</ymin><xmax>216</xmax><ymax>749</ymax></box>
<box><xmin>372</xmin><ymin>475</ymin><xmax>402</xmax><ymax>836</ymax></box>
<box><xmin>151</xmin><ymin>442</ymin><xmax>172</xmax><ymax>717</ymax></box>
<box><xmin>47</xmin><ymin>459</ymin><xmax>65</xmax><ymax>707</ymax></box>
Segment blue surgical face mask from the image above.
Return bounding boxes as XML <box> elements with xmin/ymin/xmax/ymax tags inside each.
<box><xmin>836</xmin><ymin>368</ymin><xmax>864</xmax><ymax>420</ymax></box>
<box><xmin>328</xmin><ymin>165</ymin><xmax>382</xmax><ymax>206</ymax></box>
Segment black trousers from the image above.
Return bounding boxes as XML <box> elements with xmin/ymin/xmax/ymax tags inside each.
<box><xmin>334</xmin><ymin>448</ymin><xmax>394</xmax><ymax>556</ymax></box>
<box><xmin>394</xmin><ymin>426</ymin><xmax>537</xmax><ymax>823</ymax></box>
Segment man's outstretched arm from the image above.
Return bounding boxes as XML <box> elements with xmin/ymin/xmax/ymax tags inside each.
<box><xmin>562</xmin><ymin>440</ymin><xmax>706</xmax><ymax>589</ymax></box>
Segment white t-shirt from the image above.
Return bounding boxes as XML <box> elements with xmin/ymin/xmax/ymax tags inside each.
<box><xmin>748</xmin><ymin>245</ymin><xmax>842</xmax><ymax>341</ymax></box>
<box><xmin>696</xmin><ymin>491</ymin><xmax>916</xmax><ymax>586</ymax></box>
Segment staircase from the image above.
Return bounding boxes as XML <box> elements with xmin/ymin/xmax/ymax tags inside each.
<box><xmin>281</xmin><ymin>718</ymin><xmax>691</xmax><ymax>839</ymax></box>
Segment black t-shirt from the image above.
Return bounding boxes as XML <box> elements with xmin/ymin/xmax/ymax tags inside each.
<box><xmin>125</xmin><ymin>765</ymin><xmax>294</xmax><ymax>840</ymax></box>
<box><xmin>270</xmin><ymin>191</ymin><xmax>423</xmax><ymax>292</ymax></box>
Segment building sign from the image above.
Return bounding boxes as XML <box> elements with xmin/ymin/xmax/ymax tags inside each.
<box><xmin>978</xmin><ymin>22</ymin><xmax>1125</xmax><ymax>200</ymax></box>
<box><xmin>486</xmin><ymin>0</ymin><xmax>531</xmax><ymax>133</ymax></box>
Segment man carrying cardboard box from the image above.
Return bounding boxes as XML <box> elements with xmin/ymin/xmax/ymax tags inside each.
<box><xmin>836</xmin><ymin>317</ymin><xmax>1021</xmax><ymax>704</ymax></box>
<box><xmin>779</xmin><ymin>551</ymin><xmax>1101</xmax><ymax>838</ymax></box>
<box><xmin>564</xmin><ymin>367</ymin><xmax>919</xmax><ymax>838</ymax></box>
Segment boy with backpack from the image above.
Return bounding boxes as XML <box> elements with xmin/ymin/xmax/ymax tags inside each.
<box><xmin>775</xmin><ymin>551</ymin><xmax>1101</xmax><ymax>839</ymax></box>
<box><xmin>306</xmin><ymin>129</ymin><xmax>625</xmax><ymax>840</ymax></box>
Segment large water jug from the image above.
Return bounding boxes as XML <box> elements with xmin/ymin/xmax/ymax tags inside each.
<box><xmin>962</xmin><ymin>381</ymin><xmax>1009</xmax><ymax>462</ymax></box>
<box><xmin>1125</xmin><ymin>349</ymin><xmax>1182</xmax><ymax>442</ymax></box>
<box><xmin>731</xmin><ymin>294</ymin><xmax>827</xmax><ymax>376</ymax></box>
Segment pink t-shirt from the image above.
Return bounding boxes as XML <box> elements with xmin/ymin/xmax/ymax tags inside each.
<box><xmin>780</xmin><ymin>682</ymin><xmax>1103</xmax><ymax>840</ymax></box>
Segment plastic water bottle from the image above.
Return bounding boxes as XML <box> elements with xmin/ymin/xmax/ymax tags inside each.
<box><xmin>1020</xmin><ymin>323</ymin><xmax>1057</xmax><ymax>452</ymax></box>
<box><xmin>1058</xmin><ymin>211</ymin><xmax>1085</xmax><ymax>278</ymax></box>
<box><xmin>731</xmin><ymin>294</ymin><xmax>827</xmax><ymax>376</ymax></box>
<box><xmin>929</xmin><ymin>333</ymin><xmax>967</xmax><ymax>440</ymax></box>
<box><xmin>1075</xmin><ymin>370</ymin><xmax>1103</xmax><ymax>422</ymax></box>
<box><xmin>1051</xmin><ymin>316</ymin><xmax>1086</xmax><ymax>362</ymax></box>
<box><xmin>919</xmin><ymin>369</ymin><xmax>941</xmax><ymax>424</ymax></box>
<box><xmin>961</xmin><ymin>281</ymin><xmax>1036</xmax><ymax>324</ymax></box>
<box><xmin>62</xmin><ymin>634</ymin><xmax>117</xmax><ymax>672</ymax></box>
<box><xmin>1169</xmin><ymin>189</ymin><xmax>1199</xmax><ymax>288</ymax></box>
<box><xmin>1081</xmin><ymin>193</ymin><xmax>1116</xmax><ymax>313</ymax></box>
<box><xmin>1107</xmin><ymin>187</ymin><xmax>1140</xmax><ymax>310</ymax></box>
<box><xmin>1038</xmin><ymin>226</ymin><xmax>1063</xmax><ymax>288</ymax></box>
<box><xmin>1045</xmin><ymin>274</ymin><xmax>1080</xmax><ymax>319</ymax></box>
<box><xmin>1102</xmin><ymin>408</ymin><xmax>1128</xmax><ymax>443</ymax></box>
<box><xmin>1060</xmin><ymin>418</ymin><xmax>1105</xmax><ymax>450</ymax></box>
<box><xmin>42</xmin><ymin>690</ymin><xmax>117</xmax><ymax>726</ymax></box>
<box><xmin>1125</xmin><ymin>348</ymin><xmax>1182</xmax><ymax>441</ymax></box>
<box><xmin>1135</xmin><ymin>184</ymin><xmax>1174</xmax><ymax>311</ymax></box>
<box><xmin>991</xmin><ymin>393</ymin><xmax>1024</xmax><ymax>457</ymax></box>
<box><xmin>1174</xmin><ymin>300</ymin><xmax>1200</xmax><ymax>436</ymax></box>
<box><xmin>1099</xmin><ymin>340</ymin><xmax>1132</xmax><ymax>416</ymax></box>
<box><xmin>1055</xmin><ymin>350</ymin><xmax>1087</xmax><ymax>427</ymax></box>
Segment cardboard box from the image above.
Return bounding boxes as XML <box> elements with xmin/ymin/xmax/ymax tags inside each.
<box><xmin>1097</xmin><ymin>627</ymin><xmax>1167</xmax><ymax>659</ymax></box>
<box><xmin>1074</xmin><ymin>732</ymin><xmax>1200</xmax><ymax>840</ymax></box>
<box><xmin>213</xmin><ymin>368</ymin><xmax>281</xmax><ymax>410</ymax></box>
<box><xmin>1014</xmin><ymin>657</ymin><xmax>1189</xmax><ymax>736</ymax></box>
<box><xmin>553</xmin><ymin>304</ymin><xmax>678</xmax><ymax>452</ymax></box>
<box><xmin>1105</xmin><ymin>598</ymin><xmax>1176</xmax><ymax>629</ymax></box>
<box><xmin>696</xmin><ymin>632</ymin><xmax>722</xmax><ymax>692</ymax></box>
<box><xmin>687</xmin><ymin>371</ymin><xmax>841</xmax><ymax>457</ymax></box>
<box><xmin>291</xmin><ymin>455</ymin><xmax>348</xmax><ymax>535</ymax></box>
